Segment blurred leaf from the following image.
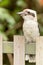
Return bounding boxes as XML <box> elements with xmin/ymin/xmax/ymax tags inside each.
<box><xmin>0</xmin><ymin>32</ymin><xmax>8</xmax><ymax>40</ymax></box>
<box><xmin>0</xmin><ymin>8</ymin><xmax>16</xmax><ymax>29</ymax></box>
<box><xmin>39</xmin><ymin>24</ymin><xmax>43</xmax><ymax>35</ymax></box>
<box><xmin>38</xmin><ymin>14</ymin><xmax>43</xmax><ymax>35</ymax></box>
<box><xmin>16</xmin><ymin>29</ymin><xmax>23</xmax><ymax>35</ymax></box>
<box><xmin>6</xmin><ymin>29</ymin><xmax>16</xmax><ymax>36</ymax></box>
<box><xmin>12</xmin><ymin>8</ymin><xmax>22</xmax><ymax>23</ymax></box>
<box><xmin>0</xmin><ymin>0</ymin><xmax>10</xmax><ymax>7</ymax></box>
<box><xmin>0</xmin><ymin>8</ymin><xmax>10</xmax><ymax>21</ymax></box>
<box><xmin>0</xmin><ymin>24</ymin><xmax>4</xmax><ymax>32</ymax></box>
<box><xmin>38</xmin><ymin>14</ymin><xmax>43</xmax><ymax>25</ymax></box>
<box><xmin>16</xmin><ymin>0</ymin><xmax>27</xmax><ymax>8</ymax></box>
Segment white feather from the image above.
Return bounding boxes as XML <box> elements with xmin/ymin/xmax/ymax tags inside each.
<box><xmin>23</xmin><ymin>19</ymin><xmax>40</xmax><ymax>43</ymax></box>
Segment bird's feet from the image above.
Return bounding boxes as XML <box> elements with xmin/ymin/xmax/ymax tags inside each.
<box><xmin>25</xmin><ymin>40</ymin><xmax>36</xmax><ymax>44</ymax></box>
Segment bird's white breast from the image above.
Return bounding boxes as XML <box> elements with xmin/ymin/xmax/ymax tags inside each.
<box><xmin>23</xmin><ymin>20</ymin><xmax>40</xmax><ymax>42</ymax></box>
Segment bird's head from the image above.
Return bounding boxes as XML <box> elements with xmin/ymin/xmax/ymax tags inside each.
<box><xmin>17</xmin><ymin>9</ymin><xmax>37</xmax><ymax>21</ymax></box>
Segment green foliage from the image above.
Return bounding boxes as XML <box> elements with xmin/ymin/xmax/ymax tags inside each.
<box><xmin>0</xmin><ymin>32</ymin><xmax>8</xmax><ymax>40</ymax></box>
<box><xmin>0</xmin><ymin>8</ymin><xmax>16</xmax><ymax>40</ymax></box>
<box><xmin>12</xmin><ymin>8</ymin><xmax>21</xmax><ymax>23</ymax></box>
<box><xmin>0</xmin><ymin>0</ymin><xmax>27</xmax><ymax>41</ymax></box>
<box><xmin>38</xmin><ymin>14</ymin><xmax>43</xmax><ymax>35</ymax></box>
<box><xmin>0</xmin><ymin>0</ymin><xmax>10</xmax><ymax>7</ymax></box>
<box><xmin>16</xmin><ymin>0</ymin><xmax>27</xmax><ymax>8</ymax></box>
<box><xmin>0</xmin><ymin>0</ymin><xmax>43</xmax><ymax>41</ymax></box>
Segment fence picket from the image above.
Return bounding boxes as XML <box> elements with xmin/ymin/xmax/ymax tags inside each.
<box><xmin>36</xmin><ymin>37</ymin><xmax>43</xmax><ymax>65</ymax></box>
<box><xmin>14</xmin><ymin>35</ymin><xmax>25</xmax><ymax>65</ymax></box>
<box><xmin>0</xmin><ymin>35</ymin><xmax>2</xmax><ymax>65</ymax></box>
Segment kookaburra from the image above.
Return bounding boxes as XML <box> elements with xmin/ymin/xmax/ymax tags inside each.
<box><xmin>18</xmin><ymin>9</ymin><xmax>40</xmax><ymax>43</ymax></box>
<box><xmin>18</xmin><ymin>9</ymin><xmax>40</xmax><ymax>60</ymax></box>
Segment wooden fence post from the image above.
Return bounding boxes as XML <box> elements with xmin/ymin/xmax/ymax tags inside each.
<box><xmin>14</xmin><ymin>35</ymin><xmax>25</xmax><ymax>65</ymax></box>
<box><xmin>36</xmin><ymin>36</ymin><xmax>43</xmax><ymax>65</ymax></box>
<box><xmin>0</xmin><ymin>35</ymin><xmax>2</xmax><ymax>65</ymax></box>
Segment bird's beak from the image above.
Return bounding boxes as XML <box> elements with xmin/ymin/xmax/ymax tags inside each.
<box><xmin>17</xmin><ymin>12</ymin><xmax>23</xmax><ymax>15</ymax></box>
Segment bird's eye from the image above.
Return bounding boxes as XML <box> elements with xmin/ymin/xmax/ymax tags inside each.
<box><xmin>25</xmin><ymin>11</ymin><xmax>30</xmax><ymax>14</ymax></box>
<box><xmin>31</xmin><ymin>13</ymin><xmax>35</xmax><ymax>17</ymax></box>
<box><xmin>27</xmin><ymin>12</ymin><xmax>30</xmax><ymax>14</ymax></box>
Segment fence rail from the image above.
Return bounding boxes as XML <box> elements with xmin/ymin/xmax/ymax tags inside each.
<box><xmin>3</xmin><ymin>41</ymin><xmax>14</xmax><ymax>53</ymax></box>
<box><xmin>3</xmin><ymin>41</ymin><xmax>36</xmax><ymax>54</ymax></box>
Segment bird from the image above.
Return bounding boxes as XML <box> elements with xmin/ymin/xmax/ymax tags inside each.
<box><xmin>18</xmin><ymin>9</ymin><xmax>40</xmax><ymax>43</ymax></box>
<box><xmin>17</xmin><ymin>9</ymin><xmax>40</xmax><ymax>60</ymax></box>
